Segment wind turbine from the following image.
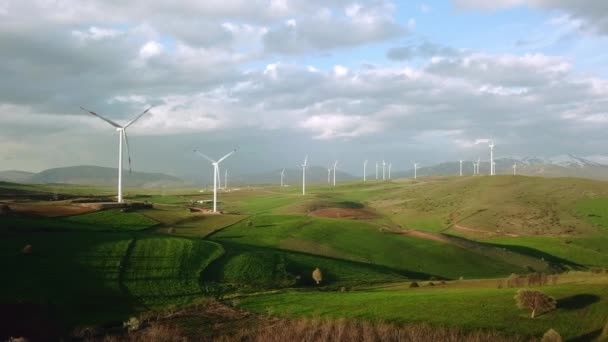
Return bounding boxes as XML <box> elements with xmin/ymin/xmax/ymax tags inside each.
<box><xmin>388</xmin><ymin>163</ymin><xmax>392</xmax><ymax>179</ymax></box>
<box><xmin>301</xmin><ymin>155</ymin><xmax>308</xmax><ymax>195</ymax></box>
<box><xmin>332</xmin><ymin>160</ymin><xmax>338</xmax><ymax>186</ymax></box>
<box><xmin>472</xmin><ymin>161</ymin><xmax>476</xmax><ymax>175</ymax></box>
<box><xmin>414</xmin><ymin>162</ymin><xmax>418</xmax><ymax>180</ymax></box>
<box><xmin>327</xmin><ymin>165</ymin><xmax>332</xmax><ymax>184</ymax></box>
<box><xmin>513</xmin><ymin>163</ymin><xmax>517</xmax><ymax>175</ymax></box>
<box><xmin>459</xmin><ymin>160</ymin><xmax>463</xmax><ymax>176</ymax></box>
<box><xmin>489</xmin><ymin>140</ymin><xmax>495</xmax><ymax>176</ymax></box>
<box><xmin>382</xmin><ymin>160</ymin><xmax>386</xmax><ymax>180</ymax></box>
<box><xmin>280</xmin><ymin>168</ymin><xmax>286</xmax><ymax>187</ymax></box>
<box><xmin>363</xmin><ymin>160</ymin><xmax>368</xmax><ymax>182</ymax></box>
<box><xmin>194</xmin><ymin>148</ymin><xmax>237</xmax><ymax>213</ymax></box>
<box><xmin>224</xmin><ymin>169</ymin><xmax>228</xmax><ymax>190</ymax></box>
<box><xmin>375</xmin><ymin>162</ymin><xmax>379</xmax><ymax>180</ymax></box>
<box><xmin>80</xmin><ymin>106</ymin><xmax>152</xmax><ymax>203</ymax></box>
<box><xmin>477</xmin><ymin>157</ymin><xmax>481</xmax><ymax>175</ymax></box>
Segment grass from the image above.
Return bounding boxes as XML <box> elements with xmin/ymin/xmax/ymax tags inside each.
<box><xmin>576</xmin><ymin>197</ymin><xmax>608</xmax><ymax>229</ymax></box>
<box><xmin>211</xmin><ymin>215</ymin><xmax>528</xmax><ymax>280</ymax></box>
<box><xmin>237</xmin><ymin>283</ymin><xmax>608</xmax><ymax>340</ymax></box>
<box><xmin>122</xmin><ymin>235</ymin><xmax>224</xmax><ymax>307</ymax></box>
<box><xmin>2</xmin><ymin>209</ymin><xmax>157</xmax><ymax>232</ymax></box>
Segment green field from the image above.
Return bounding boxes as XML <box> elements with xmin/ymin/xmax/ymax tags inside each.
<box><xmin>2</xmin><ymin>175</ymin><xmax>608</xmax><ymax>340</ymax></box>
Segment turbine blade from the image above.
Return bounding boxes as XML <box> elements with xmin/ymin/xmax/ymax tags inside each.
<box><xmin>194</xmin><ymin>150</ymin><xmax>216</xmax><ymax>163</ymax></box>
<box><xmin>303</xmin><ymin>155</ymin><xmax>308</xmax><ymax>166</ymax></box>
<box><xmin>217</xmin><ymin>148</ymin><xmax>237</xmax><ymax>164</ymax></box>
<box><xmin>80</xmin><ymin>107</ymin><xmax>122</xmax><ymax>128</ymax></box>
<box><xmin>123</xmin><ymin>130</ymin><xmax>132</xmax><ymax>173</ymax></box>
<box><xmin>124</xmin><ymin>106</ymin><xmax>153</xmax><ymax>128</ymax></box>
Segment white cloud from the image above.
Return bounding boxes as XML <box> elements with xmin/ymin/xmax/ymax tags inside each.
<box><xmin>333</xmin><ymin>65</ymin><xmax>349</xmax><ymax>77</ymax></box>
<box><xmin>72</xmin><ymin>26</ymin><xmax>122</xmax><ymax>40</ymax></box>
<box><xmin>139</xmin><ymin>40</ymin><xmax>163</xmax><ymax>59</ymax></box>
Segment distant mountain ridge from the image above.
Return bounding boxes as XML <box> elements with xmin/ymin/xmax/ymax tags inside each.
<box><xmin>0</xmin><ymin>166</ymin><xmax>185</xmax><ymax>187</ymax></box>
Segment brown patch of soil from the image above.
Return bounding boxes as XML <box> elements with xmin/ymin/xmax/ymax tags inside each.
<box><xmin>7</xmin><ymin>204</ymin><xmax>98</xmax><ymax>217</ymax></box>
<box><xmin>397</xmin><ymin>229</ymin><xmax>452</xmax><ymax>244</ymax></box>
<box><xmin>310</xmin><ymin>208</ymin><xmax>377</xmax><ymax>219</ymax></box>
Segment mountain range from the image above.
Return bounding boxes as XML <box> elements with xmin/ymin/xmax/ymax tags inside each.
<box><xmin>3</xmin><ymin>154</ymin><xmax>608</xmax><ymax>187</ymax></box>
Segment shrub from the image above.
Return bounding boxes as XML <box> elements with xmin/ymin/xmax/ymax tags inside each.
<box><xmin>409</xmin><ymin>282</ymin><xmax>419</xmax><ymax>288</ymax></box>
<box><xmin>21</xmin><ymin>245</ymin><xmax>33</xmax><ymax>255</ymax></box>
<box><xmin>167</xmin><ymin>227</ymin><xmax>175</xmax><ymax>234</ymax></box>
<box><xmin>541</xmin><ymin>329</ymin><xmax>562</xmax><ymax>342</ymax></box>
<box><xmin>514</xmin><ymin>289</ymin><xmax>556</xmax><ymax>318</ymax></box>
<box><xmin>312</xmin><ymin>268</ymin><xmax>323</xmax><ymax>285</ymax></box>
<box><xmin>123</xmin><ymin>317</ymin><xmax>141</xmax><ymax>332</ymax></box>
<box><xmin>428</xmin><ymin>282</ymin><xmax>435</xmax><ymax>286</ymax></box>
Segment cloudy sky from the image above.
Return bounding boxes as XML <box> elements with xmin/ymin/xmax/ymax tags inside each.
<box><xmin>1</xmin><ymin>0</ymin><xmax>608</xmax><ymax>179</ymax></box>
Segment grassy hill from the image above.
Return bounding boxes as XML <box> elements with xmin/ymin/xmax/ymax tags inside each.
<box><xmin>3</xmin><ymin>175</ymin><xmax>608</xmax><ymax>340</ymax></box>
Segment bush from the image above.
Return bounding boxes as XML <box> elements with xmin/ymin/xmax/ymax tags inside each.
<box><xmin>312</xmin><ymin>268</ymin><xmax>323</xmax><ymax>285</ymax></box>
<box><xmin>21</xmin><ymin>245</ymin><xmax>33</xmax><ymax>255</ymax></box>
<box><xmin>409</xmin><ymin>282</ymin><xmax>419</xmax><ymax>288</ymax></box>
<box><xmin>123</xmin><ymin>317</ymin><xmax>141</xmax><ymax>332</ymax></box>
<box><xmin>541</xmin><ymin>329</ymin><xmax>562</xmax><ymax>342</ymax></box>
<box><xmin>167</xmin><ymin>227</ymin><xmax>176</xmax><ymax>234</ymax></box>
<box><xmin>514</xmin><ymin>289</ymin><xmax>556</xmax><ymax>318</ymax></box>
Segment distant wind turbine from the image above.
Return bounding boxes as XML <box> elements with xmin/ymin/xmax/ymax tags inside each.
<box><xmin>194</xmin><ymin>148</ymin><xmax>237</xmax><ymax>213</ymax></box>
<box><xmin>363</xmin><ymin>160</ymin><xmax>368</xmax><ymax>182</ymax></box>
<box><xmin>375</xmin><ymin>162</ymin><xmax>379</xmax><ymax>180</ymax></box>
<box><xmin>224</xmin><ymin>169</ymin><xmax>228</xmax><ymax>190</ymax></box>
<box><xmin>388</xmin><ymin>163</ymin><xmax>392</xmax><ymax>179</ymax></box>
<box><xmin>80</xmin><ymin>106</ymin><xmax>152</xmax><ymax>203</ymax></box>
<box><xmin>489</xmin><ymin>140</ymin><xmax>495</xmax><ymax>176</ymax></box>
<box><xmin>477</xmin><ymin>157</ymin><xmax>481</xmax><ymax>175</ymax></box>
<box><xmin>301</xmin><ymin>155</ymin><xmax>308</xmax><ymax>195</ymax></box>
<box><xmin>382</xmin><ymin>160</ymin><xmax>386</xmax><ymax>180</ymax></box>
<box><xmin>513</xmin><ymin>163</ymin><xmax>517</xmax><ymax>175</ymax></box>
<box><xmin>327</xmin><ymin>165</ymin><xmax>332</xmax><ymax>184</ymax></box>
<box><xmin>333</xmin><ymin>160</ymin><xmax>338</xmax><ymax>186</ymax></box>
<box><xmin>459</xmin><ymin>160</ymin><xmax>463</xmax><ymax>176</ymax></box>
<box><xmin>414</xmin><ymin>162</ymin><xmax>418</xmax><ymax>180</ymax></box>
<box><xmin>280</xmin><ymin>168</ymin><xmax>286</xmax><ymax>187</ymax></box>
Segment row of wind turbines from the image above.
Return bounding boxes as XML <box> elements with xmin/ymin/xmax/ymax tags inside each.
<box><xmin>81</xmin><ymin>107</ymin><xmax>513</xmax><ymax>213</ymax></box>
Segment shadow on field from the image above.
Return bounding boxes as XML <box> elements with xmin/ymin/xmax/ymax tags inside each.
<box><xmin>569</xmin><ymin>328</ymin><xmax>602</xmax><ymax>342</ymax></box>
<box><xmin>203</xmin><ymin>241</ymin><xmax>441</xmax><ymax>289</ymax></box>
<box><xmin>558</xmin><ymin>294</ymin><xmax>600</xmax><ymax>310</ymax></box>
<box><xmin>482</xmin><ymin>242</ymin><xmax>583</xmax><ymax>271</ymax></box>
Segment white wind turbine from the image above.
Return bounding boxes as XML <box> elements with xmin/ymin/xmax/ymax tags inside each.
<box><xmin>332</xmin><ymin>160</ymin><xmax>338</xmax><ymax>186</ymax></box>
<box><xmin>489</xmin><ymin>140</ymin><xmax>495</xmax><ymax>176</ymax></box>
<box><xmin>363</xmin><ymin>160</ymin><xmax>368</xmax><ymax>182</ymax></box>
<box><xmin>375</xmin><ymin>162</ymin><xmax>379</xmax><ymax>180</ymax></box>
<box><xmin>513</xmin><ymin>163</ymin><xmax>517</xmax><ymax>175</ymax></box>
<box><xmin>224</xmin><ymin>169</ymin><xmax>228</xmax><ymax>190</ymax></box>
<box><xmin>388</xmin><ymin>163</ymin><xmax>392</xmax><ymax>179</ymax></box>
<box><xmin>80</xmin><ymin>106</ymin><xmax>152</xmax><ymax>203</ymax></box>
<box><xmin>459</xmin><ymin>160</ymin><xmax>463</xmax><ymax>176</ymax></box>
<box><xmin>280</xmin><ymin>168</ymin><xmax>286</xmax><ymax>187</ymax></box>
<box><xmin>414</xmin><ymin>162</ymin><xmax>418</xmax><ymax>180</ymax></box>
<box><xmin>327</xmin><ymin>165</ymin><xmax>332</xmax><ymax>184</ymax></box>
<box><xmin>382</xmin><ymin>160</ymin><xmax>386</xmax><ymax>180</ymax></box>
<box><xmin>477</xmin><ymin>157</ymin><xmax>481</xmax><ymax>175</ymax></box>
<box><xmin>194</xmin><ymin>148</ymin><xmax>237</xmax><ymax>213</ymax></box>
<box><xmin>301</xmin><ymin>155</ymin><xmax>308</xmax><ymax>195</ymax></box>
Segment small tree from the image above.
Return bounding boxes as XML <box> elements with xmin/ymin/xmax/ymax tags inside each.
<box><xmin>312</xmin><ymin>268</ymin><xmax>323</xmax><ymax>285</ymax></box>
<box><xmin>515</xmin><ymin>289</ymin><xmax>556</xmax><ymax>318</ymax></box>
<box><xmin>541</xmin><ymin>329</ymin><xmax>562</xmax><ymax>342</ymax></box>
<box><xmin>22</xmin><ymin>244</ymin><xmax>33</xmax><ymax>255</ymax></box>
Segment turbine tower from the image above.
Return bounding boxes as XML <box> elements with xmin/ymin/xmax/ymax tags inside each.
<box><xmin>489</xmin><ymin>140</ymin><xmax>495</xmax><ymax>176</ymax></box>
<box><xmin>388</xmin><ymin>163</ymin><xmax>392</xmax><ymax>179</ymax></box>
<box><xmin>414</xmin><ymin>162</ymin><xmax>418</xmax><ymax>180</ymax></box>
<box><xmin>459</xmin><ymin>160</ymin><xmax>463</xmax><ymax>176</ymax></box>
<box><xmin>332</xmin><ymin>161</ymin><xmax>338</xmax><ymax>186</ymax></box>
<box><xmin>301</xmin><ymin>155</ymin><xmax>308</xmax><ymax>195</ymax></box>
<box><xmin>382</xmin><ymin>160</ymin><xmax>386</xmax><ymax>180</ymax></box>
<box><xmin>477</xmin><ymin>157</ymin><xmax>481</xmax><ymax>175</ymax></box>
<box><xmin>280</xmin><ymin>168</ymin><xmax>285</xmax><ymax>187</ymax></box>
<box><xmin>327</xmin><ymin>165</ymin><xmax>331</xmax><ymax>184</ymax></box>
<box><xmin>363</xmin><ymin>160</ymin><xmax>368</xmax><ymax>182</ymax></box>
<box><xmin>224</xmin><ymin>169</ymin><xmax>228</xmax><ymax>190</ymax></box>
<box><xmin>80</xmin><ymin>106</ymin><xmax>152</xmax><ymax>203</ymax></box>
<box><xmin>194</xmin><ymin>148</ymin><xmax>237</xmax><ymax>213</ymax></box>
<box><xmin>375</xmin><ymin>162</ymin><xmax>379</xmax><ymax>180</ymax></box>
<box><xmin>513</xmin><ymin>163</ymin><xmax>517</xmax><ymax>175</ymax></box>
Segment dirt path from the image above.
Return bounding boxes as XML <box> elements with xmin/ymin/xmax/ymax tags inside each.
<box><xmin>447</xmin><ymin>212</ymin><xmax>519</xmax><ymax>238</ymax></box>
<box><xmin>310</xmin><ymin>207</ymin><xmax>377</xmax><ymax>219</ymax></box>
